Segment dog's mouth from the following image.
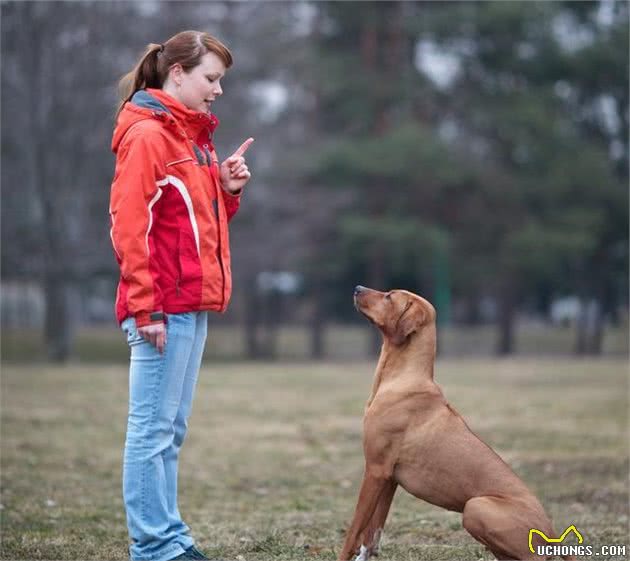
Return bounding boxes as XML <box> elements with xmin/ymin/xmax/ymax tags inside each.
<box><xmin>353</xmin><ymin>295</ymin><xmax>366</xmax><ymax>315</ymax></box>
<box><xmin>355</xmin><ymin>300</ymin><xmax>377</xmax><ymax>325</ymax></box>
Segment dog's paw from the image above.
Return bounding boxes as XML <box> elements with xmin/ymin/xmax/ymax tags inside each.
<box><xmin>354</xmin><ymin>545</ymin><xmax>370</xmax><ymax>561</ymax></box>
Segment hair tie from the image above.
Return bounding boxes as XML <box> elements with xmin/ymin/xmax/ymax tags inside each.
<box><xmin>158</xmin><ymin>44</ymin><xmax>165</xmax><ymax>53</ymax></box>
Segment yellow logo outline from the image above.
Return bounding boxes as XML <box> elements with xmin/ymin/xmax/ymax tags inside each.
<box><xmin>528</xmin><ymin>525</ymin><xmax>584</xmax><ymax>554</ymax></box>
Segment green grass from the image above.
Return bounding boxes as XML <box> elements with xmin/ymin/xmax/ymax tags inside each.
<box><xmin>1</xmin><ymin>359</ymin><xmax>628</xmax><ymax>560</ymax></box>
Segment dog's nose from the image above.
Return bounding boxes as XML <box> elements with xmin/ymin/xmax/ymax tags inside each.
<box><xmin>354</xmin><ymin>285</ymin><xmax>366</xmax><ymax>296</ymax></box>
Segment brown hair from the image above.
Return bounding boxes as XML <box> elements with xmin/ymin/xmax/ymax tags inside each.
<box><xmin>115</xmin><ymin>30</ymin><xmax>233</xmax><ymax>118</ymax></box>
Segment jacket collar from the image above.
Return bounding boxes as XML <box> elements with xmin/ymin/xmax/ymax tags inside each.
<box><xmin>131</xmin><ymin>88</ymin><xmax>219</xmax><ymax>143</ymax></box>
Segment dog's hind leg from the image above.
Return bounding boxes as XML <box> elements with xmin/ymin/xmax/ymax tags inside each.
<box><xmin>463</xmin><ymin>496</ymin><xmax>552</xmax><ymax>560</ymax></box>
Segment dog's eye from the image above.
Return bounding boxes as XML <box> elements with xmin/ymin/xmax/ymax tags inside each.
<box><xmin>385</xmin><ymin>293</ymin><xmax>392</xmax><ymax>300</ymax></box>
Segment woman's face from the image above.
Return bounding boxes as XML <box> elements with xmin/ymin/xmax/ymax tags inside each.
<box><xmin>171</xmin><ymin>52</ymin><xmax>226</xmax><ymax>114</ymax></box>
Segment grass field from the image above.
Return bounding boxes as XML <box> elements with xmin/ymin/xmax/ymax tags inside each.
<box><xmin>1</xmin><ymin>358</ymin><xmax>628</xmax><ymax>560</ymax></box>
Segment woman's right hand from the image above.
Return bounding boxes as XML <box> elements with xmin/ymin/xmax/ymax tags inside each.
<box><xmin>137</xmin><ymin>322</ymin><xmax>167</xmax><ymax>353</ymax></box>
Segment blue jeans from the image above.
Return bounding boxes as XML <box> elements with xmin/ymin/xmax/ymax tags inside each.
<box><xmin>121</xmin><ymin>312</ymin><xmax>208</xmax><ymax>561</ymax></box>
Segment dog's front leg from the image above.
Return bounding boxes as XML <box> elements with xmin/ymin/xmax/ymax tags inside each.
<box><xmin>338</xmin><ymin>471</ymin><xmax>392</xmax><ymax>561</ymax></box>
<box><xmin>357</xmin><ymin>479</ymin><xmax>397</xmax><ymax>558</ymax></box>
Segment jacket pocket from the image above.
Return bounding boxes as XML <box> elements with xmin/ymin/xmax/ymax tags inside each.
<box><xmin>176</xmin><ymin>229</ymin><xmax>203</xmax><ymax>292</ymax></box>
<box><xmin>166</xmin><ymin>156</ymin><xmax>195</xmax><ymax>168</ymax></box>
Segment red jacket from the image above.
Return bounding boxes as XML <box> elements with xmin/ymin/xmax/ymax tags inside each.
<box><xmin>109</xmin><ymin>88</ymin><xmax>240</xmax><ymax>327</ymax></box>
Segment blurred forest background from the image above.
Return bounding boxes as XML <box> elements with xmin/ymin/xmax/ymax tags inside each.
<box><xmin>1</xmin><ymin>0</ymin><xmax>628</xmax><ymax>362</ymax></box>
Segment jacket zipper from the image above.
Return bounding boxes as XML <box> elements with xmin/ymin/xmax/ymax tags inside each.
<box><xmin>203</xmin><ymin>143</ymin><xmax>226</xmax><ymax>309</ymax></box>
<box><xmin>212</xmin><ymin>196</ymin><xmax>226</xmax><ymax>310</ymax></box>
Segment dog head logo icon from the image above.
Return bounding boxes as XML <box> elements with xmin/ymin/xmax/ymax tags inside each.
<box><xmin>528</xmin><ymin>525</ymin><xmax>583</xmax><ymax>554</ymax></box>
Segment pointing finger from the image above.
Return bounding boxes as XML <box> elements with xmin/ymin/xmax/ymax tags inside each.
<box><xmin>233</xmin><ymin>137</ymin><xmax>254</xmax><ymax>157</ymax></box>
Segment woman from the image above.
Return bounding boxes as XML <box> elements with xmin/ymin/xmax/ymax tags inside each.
<box><xmin>109</xmin><ymin>30</ymin><xmax>253</xmax><ymax>561</ymax></box>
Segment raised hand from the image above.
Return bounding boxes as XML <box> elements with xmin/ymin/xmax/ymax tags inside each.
<box><xmin>220</xmin><ymin>137</ymin><xmax>254</xmax><ymax>194</ymax></box>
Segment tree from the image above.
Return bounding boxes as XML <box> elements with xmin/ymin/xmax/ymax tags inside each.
<box><xmin>413</xmin><ymin>0</ymin><xmax>628</xmax><ymax>354</ymax></box>
<box><xmin>1</xmin><ymin>2</ymin><xmax>138</xmax><ymax>360</ymax></box>
<box><xmin>305</xmin><ymin>2</ymin><xmax>458</xmax><ymax>354</ymax></box>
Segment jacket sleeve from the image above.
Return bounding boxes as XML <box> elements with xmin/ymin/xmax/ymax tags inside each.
<box><xmin>223</xmin><ymin>190</ymin><xmax>241</xmax><ymax>222</ymax></box>
<box><xmin>109</xmin><ymin>125</ymin><xmax>166</xmax><ymax>327</ymax></box>
<box><xmin>210</xmin><ymin>148</ymin><xmax>241</xmax><ymax>222</ymax></box>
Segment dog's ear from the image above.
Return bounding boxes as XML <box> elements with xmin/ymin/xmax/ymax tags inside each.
<box><xmin>391</xmin><ymin>301</ymin><xmax>425</xmax><ymax>345</ymax></box>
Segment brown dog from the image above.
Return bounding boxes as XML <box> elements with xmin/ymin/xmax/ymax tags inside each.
<box><xmin>338</xmin><ymin>286</ymin><xmax>567</xmax><ymax>561</ymax></box>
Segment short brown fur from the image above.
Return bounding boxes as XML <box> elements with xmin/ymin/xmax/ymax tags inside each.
<box><xmin>338</xmin><ymin>287</ymin><xmax>570</xmax><ymax>561</ymax></box>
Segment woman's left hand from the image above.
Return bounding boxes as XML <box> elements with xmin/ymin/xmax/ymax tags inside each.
<box><xmin>220</xmin><ymin>137</ymin><xmax>254</xmax><ymax>194</ymax></box>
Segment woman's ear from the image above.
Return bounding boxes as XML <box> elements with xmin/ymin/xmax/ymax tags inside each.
<box><xmin>168</xmin><ymin>63</ymin><xmax>183</xmax><ymax>87</ymax></box>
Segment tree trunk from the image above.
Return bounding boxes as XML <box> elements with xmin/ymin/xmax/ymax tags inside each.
<box><xmin>589</xmin><ymin>306</ymin><xmax>604</xmax><ymax>355</ymax></box>
<box><xmin>496</xmin><ymin>279</ymin><xmax>516</xmax><ymax>356</ymax></box>
<box><xmin>44</xmin><ymin>274</ymin><xmax>72</xmax><ymax>362</ymax></box>
<box><xmin>261</xmin><ymin>292</ymin><xmax>279</xmax><ymax>360</ymax></box>
<box><xmin>22</xmin><ymin>3</ymin><xmax>73</xmax><ymax>362</ymax></box>
<box><xmin>574</xmin><ymin>304</ymin><xmax>588</xmax><ymax>355</ymax></box>
<box><xmin>310</xmin><ymin>279</ymin><xmax>325</xmax><ymax>360</ymax></box>
<box><xmin>244</xmin><ymin>282</ymin><xmax>261</xmax><ymax>359</ymax></box>
<box><xmin>575</xmin><ymin>298</ymin><xmax>603</xmax><ymax>356</ymax></box>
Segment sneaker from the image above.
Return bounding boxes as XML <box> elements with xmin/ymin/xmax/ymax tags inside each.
<box><xmin>185</xmin><ymin>545</ymin><xmax>210</xmax><ymax>560</ymax></box>
<box><xmin>169</xmin><ymin>544</ymin><xmax>220</xmax><ymax>561</ymax></box>
<box><xmin>169</xmin><ymin>551</ymin><xmax>196</xmax><ymax>561</ymax></box>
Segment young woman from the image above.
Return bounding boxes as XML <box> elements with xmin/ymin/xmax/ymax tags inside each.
<box><xmin>109</xmin><ymin>30</ymin><xmax>253</xmax><ymax>561</ymax></box>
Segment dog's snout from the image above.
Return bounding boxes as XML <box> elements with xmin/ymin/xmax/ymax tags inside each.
<box><xmin>354</xmin><ymin>285</ymin><xmax>366</xmax><ymax>296</ymax></box>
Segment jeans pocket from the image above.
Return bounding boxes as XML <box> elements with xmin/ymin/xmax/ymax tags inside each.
<box><xmin>121</xmin><ymin>318</ymin><xmax>145</xmax><ymax>347</ymax></box>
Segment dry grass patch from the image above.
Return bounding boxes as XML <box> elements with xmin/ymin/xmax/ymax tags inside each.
<box><xmin>1</xmin><ymin>358</ymin><xmax>628</xmax><ymax>560</ymax></box>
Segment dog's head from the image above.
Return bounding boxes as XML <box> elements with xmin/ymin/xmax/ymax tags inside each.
<box><xmin>353</xmin><ymin>286</ymin><xmax>436</xmax><ymax>346</ymax></box>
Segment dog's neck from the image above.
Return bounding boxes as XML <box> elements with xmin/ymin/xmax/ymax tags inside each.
<box><xmin>366</xmin><ymin>325</ymin><xmax>437</xmax><ymax>408</ymax></box>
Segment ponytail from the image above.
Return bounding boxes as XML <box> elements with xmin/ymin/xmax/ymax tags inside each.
<box><xmin>115</xmin><ymin>43</ymin><xmax>164</xmax><ymax>119</ymax></box>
